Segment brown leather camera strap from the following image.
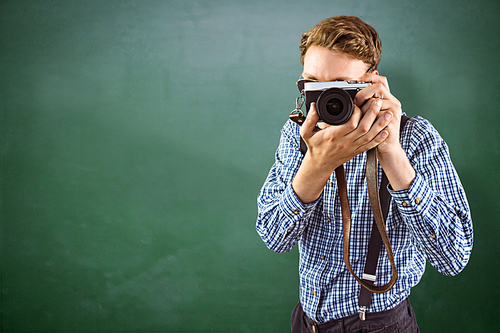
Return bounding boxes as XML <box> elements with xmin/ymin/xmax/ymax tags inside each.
<box><xmin>337</xmin><ymin>115</ymin><xmax>410</xmax><ymax>296</ymax></box>
<box><xmin>357</xmin><ymin>115</ymin><xmax>410</xmax><ymax>319</ymax></box>
<box><xmin>291</xmin><ymin>112</ymin><xmax>410</xmax><ymax>295</ymax></box>
<box><xmin>335</xmin><ymin>149</ymin><xmax>398</xmax><ymax>294</ymax></box>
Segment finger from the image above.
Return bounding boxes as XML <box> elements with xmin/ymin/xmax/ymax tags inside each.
<box><xmin>351</xmin><ymin>98</ymin><xmax>384</xmax><ymax>135</ymax></box>
<box><xmin>301</xmin><ymin>102</ymin><xmax>319</xmax><ymax>139</ymax></box>
<box><xmin>349</xmin><ymin>100</ymin><xmax>393</xmax><ymax>144</ymax></box>
<box><xmin>359</xmin><ymin>97</ymin><xmax>383</xmax><ymax>116</ymax></box>
<box><xmin>360</xmin><ymin>98</ymin><xmax>401</xmax><ymax>119</ymax></box>
<box><xmin>360</xmin><ymin>72</ymin><xmax>390</xmax><ymax>91</ymax></box>
<box><xmin>356</xmin><ymin>128</ymin><xmax>390</xmax><ymax>152</ymax></box>
<box><xmin>353</xmin><ymin>111</ymin><xmax>392</xmax><ymax>150</ymax></box>
<box><xmin>354</xmin><ymin>83</ymin><xmax>391</xmax><ymax>105</ymax></box>
<box><xmin>379</xmin><ymin>101</ymin><xmax>402</xmax><ymax>121</ymax></box>
<box><xmin>338</xmin><ymin>104</ymin><xmax>362</xmax><ymax>135</ymax></box>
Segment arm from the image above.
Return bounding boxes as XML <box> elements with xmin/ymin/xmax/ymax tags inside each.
<box><xmin>354</xmin><ymin>72</ymin><xmax>416</xmax><ymax>191</ymax></box>
<box><xmin>390</xmin><ymin>117</ymin><xmax>473</xmax><ymax>275</ymax></box>
<box><xmin>256</xmin><ymin>121</ymin><xmax>320</xmax><ymax>253</ymax></box>
<box><xmin>355</xmin><ymin>73</ymin><xmax>472</xmax><ymax>275</ymax></box>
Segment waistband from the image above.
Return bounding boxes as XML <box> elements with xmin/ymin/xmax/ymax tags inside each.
<box><xmin>303</xmin><ymin>298</ymin><xmax>411</xmax><ymax>333</ymax></box>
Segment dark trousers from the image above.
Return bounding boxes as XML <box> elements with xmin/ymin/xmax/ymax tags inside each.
<box><xmin>291</xmin><ymin>298</ymin><xmax>419</xmax><ymax>333</ymax></box>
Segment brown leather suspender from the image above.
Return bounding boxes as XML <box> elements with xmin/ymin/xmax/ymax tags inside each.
<box><xmin>357</xmin><ymin>167</ymin><xmax>391</xmax><ymax>320</ymax></box>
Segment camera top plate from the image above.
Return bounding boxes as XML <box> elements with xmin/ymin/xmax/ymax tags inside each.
<box><xmin>304</xmin><ymin>81</ymin><xmax>370</xmax><ymax>91</ymax></box>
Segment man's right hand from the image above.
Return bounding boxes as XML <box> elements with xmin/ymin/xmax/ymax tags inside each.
<box><xmin>291</xmin><ymin>100</ymin><xmax>392</xmax><ymax>204</ymax></box>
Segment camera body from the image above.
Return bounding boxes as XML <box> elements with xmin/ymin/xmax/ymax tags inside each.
<box><xmin>304</xmin><ymin>81</ymin><xmax>370</xmax><ymax>125</ymax></box>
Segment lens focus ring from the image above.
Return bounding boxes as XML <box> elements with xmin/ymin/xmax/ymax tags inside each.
<box><xmin>316</xmin><ymin>88</ymin><xmax>353</xmax><ymax>125</ymax></box>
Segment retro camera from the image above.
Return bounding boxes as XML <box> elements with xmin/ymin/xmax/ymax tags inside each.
<box><xmin>301</xmin><ymin>81</ymin><xmax>370</xmax><ymax>125</ymax></box>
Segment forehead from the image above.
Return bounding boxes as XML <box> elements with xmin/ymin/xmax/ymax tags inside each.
<box><xmin>302</xmin><ymin>45</ymin><xmax>369</xmax><ymax>81</ymax></box>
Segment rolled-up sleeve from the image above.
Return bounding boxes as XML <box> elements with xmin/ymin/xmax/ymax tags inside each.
<box><xmin>256</xmin><ymin>120</ymin><xmax>321</xmax><ymax>253</ymax></box>
<box><xmin>389</xmin><ymin>117</ymin><xmax>473</xmax><ymax>276</ymax></box>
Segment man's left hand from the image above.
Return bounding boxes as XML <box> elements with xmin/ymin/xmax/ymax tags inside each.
<box><xmin>354</xmin><ymin>72</ymin><xmax>402</xmax><ymax>156</ymax></box>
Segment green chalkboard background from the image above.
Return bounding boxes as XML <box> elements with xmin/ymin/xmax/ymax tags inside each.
<box><xmin>1</xmin><ymin>0</ymin><xmax>498</xmax><ymax>332</ymax></box>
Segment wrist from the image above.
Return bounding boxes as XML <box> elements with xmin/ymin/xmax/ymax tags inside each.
<box><xmin>292</xmin><ymin>153</ymin><xmax>335</xmax><ymax>204</ymax></box>
<box><xmin>377</xmin><ymin>146</ymin><xmax>416</xmax><ymax>191</ymax></box>
<box><xmin>376</xmin><ymin>143</ymin><xmax>404</xmax><ymax>161</ymax></box>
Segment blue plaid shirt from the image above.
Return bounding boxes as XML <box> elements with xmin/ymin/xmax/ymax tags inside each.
<box><xmin>256</xmin><ymin>116</ymin><xmax>473</xmax><ymax>322</ymax></box>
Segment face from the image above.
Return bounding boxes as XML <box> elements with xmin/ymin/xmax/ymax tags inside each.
<box><xmin>302</xmin><ymin>45</ymin><xmax>372</xmax><ymax>128</ymax></box>
<box><xmin>302</xmin><ymin>45</ymin><xmax>370</xmax><ymax>82</ymax></box>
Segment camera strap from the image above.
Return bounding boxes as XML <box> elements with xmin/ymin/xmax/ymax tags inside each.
<box><xmin>335</xmin><ymin>151</ymin><xmax>398</xmax><ymax>295</ymax></box>
<box><xmin>292</xmin><ymin>114</ymin><xmax>411</xmax><ymax>312</ymax></box>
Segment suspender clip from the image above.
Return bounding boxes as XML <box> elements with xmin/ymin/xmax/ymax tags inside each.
<box><xmin>359</xmin><ymin>306</ymin><xmax>367</xmax><ymax>321</ymax></box>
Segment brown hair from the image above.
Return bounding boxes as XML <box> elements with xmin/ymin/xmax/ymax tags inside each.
<box><xmin>299</xmin><ymin>16</ymin><xmax>382</xmax><ymax>72</ymax></box>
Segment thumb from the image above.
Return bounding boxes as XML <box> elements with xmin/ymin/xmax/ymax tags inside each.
<box><xmin>301</xmin><ymin>103</ymin><xmax>319</xmax><ymax>139</ymax></box>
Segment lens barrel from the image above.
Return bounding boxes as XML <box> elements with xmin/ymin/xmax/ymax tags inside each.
<box><xmin>316</xmin><ymin>88</ymin><xmax>353</xmax><ymax>125</ymax></box>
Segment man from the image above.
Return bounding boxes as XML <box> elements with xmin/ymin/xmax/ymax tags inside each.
<box><xmin>256</xmin><ymin>16</ymin><xmax>473</xmax><ymax>332</ymax></box>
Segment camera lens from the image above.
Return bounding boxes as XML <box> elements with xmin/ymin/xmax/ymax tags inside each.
<box><xmin>316</xmin><ymin>88</ymin><xmax>353</xmax><ymax>125</ymax></box>
<box><xmin>326</xmin><ymin>98</ymin><xmax>344</xmax><ymax>116</ymax></box>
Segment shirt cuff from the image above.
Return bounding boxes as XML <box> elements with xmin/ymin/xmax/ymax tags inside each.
<box><xmin>388</xmin><ymin>173</ymin><xmax>439</xmax><ymax>238</ymax></box>
<box><xmin>279</xmin><ymin>183</ymin><xmax>321</xmax><ymax>232</ymax></box>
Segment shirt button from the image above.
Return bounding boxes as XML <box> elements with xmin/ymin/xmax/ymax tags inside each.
<box><xmin>430</xmin><ymin>234</ymin><xmax>436</xmax><ymax>239</ymax></box>
<box><xmin>312</xmin><ymin>290</ymin><xmax>317</xmax><ymax>296</ymax></box>
<box><xmin>327</xmin><ymin>218</ymin><xmax>331</xmax><ymax>222</ymax></box>
<box><xmin>321</xmin><ymin>255</ymin><xmax>325</xmax><ymax>260</ymax></box>
<box><xmin>402</xmin><ymin>201</ymin><xmax>408</xmax><ymax>207</ymax></box>
<box><xmin>328</xmin><ymin>182</ymin><xmax>333</xmax><ymax>187</ymax></box>
<box><xmin>306</xmin><ymin>209</ymin><xmax>311</xmax><ymax>214</ymax></box>
<box><xmin>415</xmin><ymin>198</ymin><xmax>421</xmax><ymax>205</ymax></box>
<box><xmin>293</xmin><ymin>210</ymin><xmax>300</xmax><ymax>215</ymax></box>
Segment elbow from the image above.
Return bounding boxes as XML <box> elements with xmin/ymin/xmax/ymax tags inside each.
<box><xmin>442</xmin><ymin>260</ymin><xmax>469</xmax><ymax>277</ymax></box>
<box><xmin>451</xmin><ymin>236</ymin><xmax>474</xmax><ymax>276</ymax></box>
<box><xmin>256</xmin><ymin>233</ymin><xmax>292</xmax><ymax>254</ymax></box>
<box><xmin>266</xmin><ymin>241</ymin><xmax>293</xmax><ymax>254</ymax></box>
<box><xmin>255</xmin><ymin>225</ymin><xmax>294</xmax><ymax>254</ymax></box>
<box><xmin>438</xmin><ymin>245</ymin><xmax>473</xmax><ymax>277</ymax></box>
<box><xmin>435</xmin><ymin>223</ymin><xmax>474</xmax><ymax>276</ymax></box>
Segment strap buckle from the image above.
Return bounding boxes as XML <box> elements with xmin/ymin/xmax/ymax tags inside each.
<box><xmin>359</xmin><ymin>306</ymin><xmax>367</xmax><ymax>321</ymax></box>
